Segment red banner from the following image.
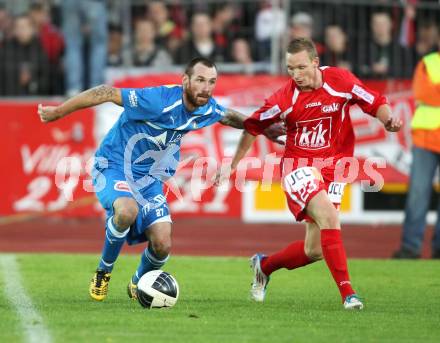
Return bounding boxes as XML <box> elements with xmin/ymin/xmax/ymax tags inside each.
<box><xmin>0</xmin><ymin>102</ymin><xmax>99</xmax><ymax>217</ymax></box>
<box><xmin>1</xmin><ymin>76</ymin><xmax>414</xmax><ymax>219</ymax></box>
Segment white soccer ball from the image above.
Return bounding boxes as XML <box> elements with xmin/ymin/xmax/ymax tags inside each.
<box><xmin>136</xmin><ymin>270</ymin><xmax>179</xmax><ymax>309</ymax></box>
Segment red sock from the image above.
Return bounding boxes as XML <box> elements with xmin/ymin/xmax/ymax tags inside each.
<box><xmin>320</xmin><ymin>229</ymin><xmax>355</xmax><ymax>301</ymax></box>
<box><xmin>260</xmin><ymin>241</ymin><xmax>314</xmax><ymax>276</ymax></box>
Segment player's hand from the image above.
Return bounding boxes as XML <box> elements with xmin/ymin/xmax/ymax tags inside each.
<box><xmin>384</xmin><ymin>117</ymin><xmax>402</xmax><ymax>132</ymax></box>
<box><xmin>263</xmin><ymin>121</ymin><xmax>287</xmax><ymax>145</ymax></box>
<box><xmin>38</xmin><ymin>104</ymin><xmax>63</xmax><ymax>123</ymax></box>
<box><xmin>213</xmin><ymin>165</ymin><xmax>233</xmax><ymax>187</ymax></box>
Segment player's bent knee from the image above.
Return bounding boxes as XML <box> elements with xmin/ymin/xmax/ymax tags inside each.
<box><xmin>304</xmin><ymin>247</ymin><xmax>323</xmax><ymax>261</ymax></box>
<box><xmin>151</xmin><ymin>240</ymin><xmax>171</xmax><ymax>259</ymax></box>
<box><xmin>115</xmin><ymin>210</ymin><xmax>137</xmax><ymax>228</ymax></box>
<box><xmin>307</xmin><ymin>192</ymin><xmax>340</xmax><ymax>229</ymax></box>
<box><xmin>312</xmin><ymin>206</ymin><xmax>339</xmax><ymax>229</ymax></box>
<box><xmin>113</xmin><ymin>201</ymin><xmax>139</xmax><ymax>229</ymax></box>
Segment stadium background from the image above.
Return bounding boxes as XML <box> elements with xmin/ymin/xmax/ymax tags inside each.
<box><xmin>1</xmin><ymin>1</ymin><xmax>440</xmax><ymax>343</ymax></box>
<box><xmin>1</xmin><ymin>0</ymin><xmax>440</xmax><ymax>255</ymax></box>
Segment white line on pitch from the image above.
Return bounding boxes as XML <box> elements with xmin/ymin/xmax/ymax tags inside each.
<box><xmin>0</xmin><ymin>254</ymin><xmax>52</xmax><ymax>343</ymax></box>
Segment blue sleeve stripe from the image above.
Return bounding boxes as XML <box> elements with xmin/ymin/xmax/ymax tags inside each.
<box><xmin>215</xmin><ymin>108</ymin><xmax>225</xmax><ymax>116</ymax></box>
<box><xmin>145</xmin><ymin>121</ymin><xmax>162</xmax><ymax>130</ymax></box>
<box><xmin>174</xmin><ymin>106</ymin><xmax>213</xmax><ymax>130</ymax></box>
<box><xmin>175</xmin><ymin>116</ymin><xmax>200</xmax><ymax>130</ymax></box>
<box><xmin>202</xmin><ymin>106</ymin><xmax>213</xmax><ymax>115</ymax></box>
<box><xmin>162</xmin><ymin>99</ymin><xmax>182</xmax><ymax>113</ymax></box>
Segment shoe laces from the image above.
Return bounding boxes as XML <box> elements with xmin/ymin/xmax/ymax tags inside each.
<box><xmin>253</xmin><ymin>261</ymin><xmax>268</xmax><ymax>288</ymax></box>
<box><xmin>95</xmin><ymin>270</ymin><xmax>110</xmax><ymax>288</ymax></box>
<box><xmin>346</xmin><ymin>294</ymin><xmax>362</xmax><ymax>303</ymax></box>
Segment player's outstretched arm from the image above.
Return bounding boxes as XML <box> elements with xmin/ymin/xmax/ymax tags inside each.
<box><xmin>220</xmin><ymin>108</ymin><xmax>286</xmax><ymax>144</ymax></box>
<box><xmin>375</xmin><ymin>104</ymin><xmax>403</xmax><ymax>132</ymax></box>
<box><xmin>230</xmin><ymin>131</ymin><xmax>257</xmax><ymax>170</ymax></box>
<box><xmin>219</xmin><ymin>108</ymin><xmax>246</xmax><ymax>129</ymax></box>
<box><xmin>214</xmin><ymin>131</ymin><xmax>257</xmax><ymax>186</ymax></box>
<box><xmin>38</xmin><ymin>85</ymin><xmax>122</xmax><ymax>123</ymax></box>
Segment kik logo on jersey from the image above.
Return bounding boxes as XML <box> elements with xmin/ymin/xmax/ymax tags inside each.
<box><xmin>295</xmin><ymin>117</ymin><xmax>331</xmax><ymax>149</ymax></box>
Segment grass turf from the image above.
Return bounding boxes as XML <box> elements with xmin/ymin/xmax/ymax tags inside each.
<box><xmin>0</xmin><ymin>254</ymin><xmax>439</xmax><ymax>343</ymax></box>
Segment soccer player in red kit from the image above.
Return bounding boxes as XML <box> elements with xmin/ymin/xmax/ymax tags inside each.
<box><xmin>215</xmin><ymin>38</ymin><xmax>402</xmax><ymax>310</ymax></box>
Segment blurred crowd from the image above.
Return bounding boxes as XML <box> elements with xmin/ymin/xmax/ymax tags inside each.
<box><xmin>0</xmin><ymin>0</ymin><xmax>439</xmax><ymax>96</ymax></box>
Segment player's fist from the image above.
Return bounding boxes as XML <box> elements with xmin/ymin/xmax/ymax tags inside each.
<box><xmin>384</xmin><ymin>117</ymin><xmax>402</xmax><ymax>132</ymax></box>
<box><xmin>263</xmin><ymin>121</ymin><xmax>287</xmax><ymax>145</ymax></box>
<box><xmin>213</xmin><ymin>165</ymin><xmax>233</xmax><ymax>187</ymax></box>
<box><xmin>38</xmin><ymin>103</ymin><xmax>62</xmax><ymax>122</ymax></box>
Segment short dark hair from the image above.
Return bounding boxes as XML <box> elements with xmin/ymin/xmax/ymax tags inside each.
<box><xmin>287</xmin><ymin>38</ymin><xmax>318</xmax><ymax>60</ymax></box>
<box><xmin>184</xmin><ymin>57</ymin><xmax>217</xmax><ymax>77</ymax></box>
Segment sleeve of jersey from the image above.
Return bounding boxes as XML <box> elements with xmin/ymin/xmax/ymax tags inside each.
<box><xmin>121</xmin><ymin>87</ymin><xmax>162</xmax><ymax>121</ymax></box>
<box><xmin>243</xmin><ymin>93</ymin><xmax>283</xmax><ymax>136</ymax></box>
<box><xmin>213</xmin><ymin>103</ymin><xmax>226</xmax><ymax>121</ymax></box>
<box><xmin>346</xmin><ymin>72</ymin><xmax>388</xmax><ymax>117</ymax></box>
<box><xmin>197</xmin><ymin>102</ymin><xmax>226</xmax><ymax>128</ymax></box>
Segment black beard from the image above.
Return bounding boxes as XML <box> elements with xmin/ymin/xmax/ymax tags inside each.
<box><xmin>184</xmin><ymin>87</ymin><xmax>199</xmax><ymax>108</ymax></box>
<box><xmin>184</xmin><ymin>81</ymin><xmax>209</xmax><ymax>108</ymax></box>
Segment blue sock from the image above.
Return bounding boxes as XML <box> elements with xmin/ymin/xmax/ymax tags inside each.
<box><xmin>131</xmin><ymin>245</ymin><xmax>169</xmax><ymax>284</ymax></box>
<box><xmin>98</xmin><ymin>216</ymin><xmax>129</xmax><ymax>272</ymax></box>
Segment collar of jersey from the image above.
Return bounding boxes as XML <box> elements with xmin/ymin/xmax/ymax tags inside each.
<box><xmin>182</xmin><ymin>98</ymin><xmax>213</xmax><ymax>116</ymax></box>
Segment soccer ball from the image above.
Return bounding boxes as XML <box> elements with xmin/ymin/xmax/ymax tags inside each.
<box><xmin>136</xmin><ymin>270</ymin><xmax>179</xmax><ymax>309</ymax></box>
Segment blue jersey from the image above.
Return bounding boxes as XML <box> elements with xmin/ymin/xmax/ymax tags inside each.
<box><xmin>95</xmin><ymin>85</ymin><xmax>226</xmax><ymax>181</ymax></box>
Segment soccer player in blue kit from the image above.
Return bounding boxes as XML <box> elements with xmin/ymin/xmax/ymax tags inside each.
<box><xmin>38</xmin><ymin>58</ymin><xmax>284</xmax><ymax>301</ymax></box>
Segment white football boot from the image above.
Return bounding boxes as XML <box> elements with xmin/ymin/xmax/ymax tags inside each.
<box><xmin>343</xmin><ymin>294</ymin><xmax>364</xmax><ymax>310</ymax></box>
<box><xmin>249</xmin><ymin>253</ymin><xmax>270</xmax><ymax>302</ymax></box>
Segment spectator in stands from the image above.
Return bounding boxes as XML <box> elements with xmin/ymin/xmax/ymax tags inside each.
<box><xmin>147</xmin><ymin>1</ymin><xmax>183</xmax><ymax>57</ymax></box>
<box><xmin>287</xmin><ymin>12</ymin><xmax>324</xmax><ymax>56</ymax></box>
<box><xmin>0</xmin><ymin>15</ymin><xmax>49</xmax><ymax>95</ymax></box>
<box><xmin>322</xmin><ymin>25</ymin><xmax>353</xmax><ymax>71</ymax></box>
<box><xmin>133</xmin><ymin>19</ymin><xmax>172</xmax><ymax>67</ymax></box>
<box><xmin>0</xmin><ymin>4</ymin><xmax>12</xmax><ymax>46</ymax></box>
<box><xmin>176</xmin><ymin>12</ymin><xmax>222</xmax><ymax>64</ymax></box>
<box><xmin>107</xmin><ymin>24</ymin><xmax>123</xmax><ymax>67</ymax></box>
<box><xmin>229</xmin><ymin>37</ymin><xmax>254</xmax><ymax>74</ymax></box>
<box><xmin>254</xmin><ymin>0</ymin><xmax>286</xmax><ymax>61</ymax></box>
<box><xmin>368</xmin><ymin>11</ymin><xmax>393</xmax><ymax>78</ymax></box>
<box><xmin>212</xmin><ymin>3</ymin><xmax>240</xmax><ymax>62</ymax></box>
<box><xmin>398</xmin><ymin>0</ymin><xmax>416</xmax><ymax>49</ymax></box>
<box><xmin>29</xmin><ymin>1</ymin><xmax>64</xmax><ymax>95</ymax></box>
<box><xmin>360</xmin><ymin>11</ymin><xmax>412</xmax><ymax>78</ymax></box>
<box><xmin>61</xmin><ymin>0</ymin><xmax>107</xmax><ymax>96</ymax></box>
<box><xmin>29</xmin><ymin>2</ymin><xmax>64</xmax><ymax>66</ymax></box>
<box><xmin>415</xmin><ymin>20</ymin><xmax>439</xmax><ymax>61</ymax></box>
<box><xmin>167</xmin><ymin>1</ymin><xmax>186</xmax><ymax>30</ymax></box>
<box><xmin>289</xmin><ymin>12</ymin><xmax>313</xmax><ymax>40</ymax></box>
<box><xmin>393</xmin><ymin>35</ymin><xmax>440</xmax><ymax>259</ymax></box>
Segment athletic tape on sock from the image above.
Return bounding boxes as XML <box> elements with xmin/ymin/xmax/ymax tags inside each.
<box><xmin>107</xmin><ymin>216</ymin><xmax>130</xmax><ymax>238</ymax></box>
<box><xmin>145</xmin><ymin>247</ymin><xmax>169</xmax><ymax>267</ymax></box>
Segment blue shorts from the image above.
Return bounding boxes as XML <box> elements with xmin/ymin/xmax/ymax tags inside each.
<box><xmin>92</xmin><ymin>167</ymin><xmax>172</xmax><ymax>245</ymax></box>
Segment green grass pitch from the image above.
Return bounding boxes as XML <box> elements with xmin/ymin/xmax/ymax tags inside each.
<box><xmin>1</xmin><ymin>254</ymin><xmax>439</xmax><ymax>343</ymax></box>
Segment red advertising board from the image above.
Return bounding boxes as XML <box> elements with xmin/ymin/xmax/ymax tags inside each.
<box><xmin>1</xmin><ymin>76</ymin><xmax>414</xmax><ymax>220</ymax></box>
<box><xmin>0</xmin><ymin>102</ymin><xmax>99</xmax><ymax>217</ymax></box>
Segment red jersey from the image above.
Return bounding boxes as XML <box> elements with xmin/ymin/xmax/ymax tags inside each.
<box><xmin>244</xmin><ymin>67</ymin><xmax>387</xmax><ymax>169</ymax></box>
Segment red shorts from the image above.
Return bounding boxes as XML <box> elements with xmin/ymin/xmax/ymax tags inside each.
<box><xmin>282</xmin><ymin>166</ymin><xmax>346</xmax><ymax>222</ymax></box>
